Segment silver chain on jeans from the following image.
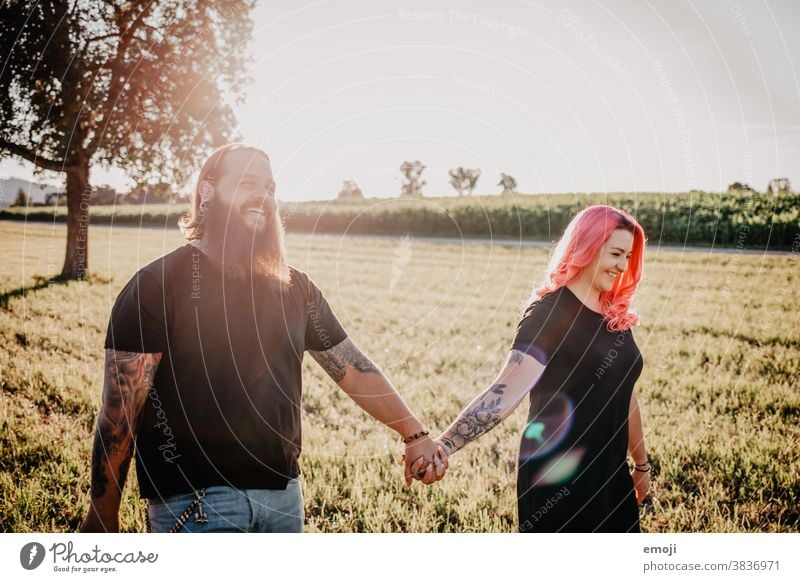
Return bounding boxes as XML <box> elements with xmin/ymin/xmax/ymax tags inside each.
<box><xmin>145</xmin><ymin>488</ymin><xmax>208</xmax><ymax>533</ymax></box>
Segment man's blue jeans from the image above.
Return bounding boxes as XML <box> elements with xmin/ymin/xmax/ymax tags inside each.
<box><xmin>147</xmin><ymin>478</ymin><xmax>304</xmax><ymax>532</ymax></box>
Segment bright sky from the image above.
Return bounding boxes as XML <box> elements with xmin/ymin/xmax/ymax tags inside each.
<box><xmin>2</xmin><ymin>0</ymin><xmax>798</xmax><ymax>200</ymax></box>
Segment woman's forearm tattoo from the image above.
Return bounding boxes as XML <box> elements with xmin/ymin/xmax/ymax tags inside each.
<box><xmin>441</xmin><ymin>383</ymin><xmax>507</xmax><ymax>454</ymax></box>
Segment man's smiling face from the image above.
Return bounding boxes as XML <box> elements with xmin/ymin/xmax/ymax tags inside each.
<box><xmin>211</xmin><ymin>148</ymin><xmax>277</xmax><ymax>233</ymax></box>
<box><xmin>200</xmin><ymin>147</ymin><xmax>288</xmax><ymax>281</ymax></box>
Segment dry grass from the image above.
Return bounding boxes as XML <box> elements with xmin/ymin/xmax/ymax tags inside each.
<box><xmin>1</xmin><ymin>220</ymin><xmax>798</xmax><ymax>532</ymax></box>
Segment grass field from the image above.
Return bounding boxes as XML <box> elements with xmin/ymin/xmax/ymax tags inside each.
<box><xmin>1</xmin><ymin>220</ymin><xmax>798</xmax><ymax>532</ymax></box>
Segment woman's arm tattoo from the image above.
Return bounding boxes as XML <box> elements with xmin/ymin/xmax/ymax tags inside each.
<box><xmin>440</xmin><ymin>383</ymin><xmax>507</xmax><ymax>454</ymax></box>
<box><xmin>440</xmin><ymin>349</ymin><xmax>537</xmax><ymax>456</ymax></box>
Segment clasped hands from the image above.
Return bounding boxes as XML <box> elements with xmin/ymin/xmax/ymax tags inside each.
<box><xmin>402</xmin><ymin>435</ymin><xmax>449</xmax><ymax>486</ymax></box>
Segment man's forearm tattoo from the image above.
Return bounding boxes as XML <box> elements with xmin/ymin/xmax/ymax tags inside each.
<box><xmin>441</xmin><ymin>383</ymin><xmax>507</xmax><ymax>454</ymax></box>
<box><xmin>310</xmin><ymin>339</ymin><xmax>380</xmax><ymax>382</ymax></box>
<box><xmin>90</xmin><ymin>350</ymin><xmax>160</xmax><ymax>500</ymax></box>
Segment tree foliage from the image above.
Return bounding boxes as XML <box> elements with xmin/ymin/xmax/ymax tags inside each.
<box><xmin>497</xmin><ymin>173</ymin><xmax>518</xmax><ymax>194</ymax></box>
<box><xmin>12</xmin><ymin>187</ymin><xmax>30</xmax><ymax>207</ymax></box>
<box><xmin>0</xmin><ymin>0</ymin><xmax>256</xmax><ymax>278</ymax></box>
<box><xmin>448</xmin><ymin>166</ymin><xmax>481</xmax><ymax>196</ymax></box>
<box><xmin>337</xmin><ymin>179</ymin><xmax>364</xmax><ymax>200</ymax></box>
<box><xmin>400</xmin><ymin>160</ymin><xmax>426</xmax><ymax>197</ymax></box>
<box><xmin>767</xmin><ymin>178</ymin><xmax>791</xmax><ymax>194</ymax></box>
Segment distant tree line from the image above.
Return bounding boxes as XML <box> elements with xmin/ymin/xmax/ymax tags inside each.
<box><xmin>393</xmin><ymin>163</ymin><xmax>793</xmax><ymax>199</ymax></box>
<box><xmin>726</xmin><ymin>178</ymin><xmax>792</xmax><ymax>194</ymax></box>
<box><xmin>10</xmin><ymin>182</ymin><xmax>186</xmax><ymax>207</ymax></box>
<box><xmin>394</xmin><ymin>161</ymin><xmax>519</xmax><ymax>198</ymax></box>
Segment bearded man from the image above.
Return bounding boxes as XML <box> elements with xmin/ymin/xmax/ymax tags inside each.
<box><xmin>79</xmin><ymin>144</ymin><xmax>446</xmax><ymax>533</ymax></box>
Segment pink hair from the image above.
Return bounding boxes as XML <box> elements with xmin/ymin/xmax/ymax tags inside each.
<box><xmin>530</xmin><ymin>205</ymin><xmax>647</xmax><ymax>332</ymax></box>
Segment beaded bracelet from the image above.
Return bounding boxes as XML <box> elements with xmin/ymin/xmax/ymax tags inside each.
<box><xmin>402</xmin><ymin>429</ymin><xmax>430</xmax><ymax>444</ymax></box>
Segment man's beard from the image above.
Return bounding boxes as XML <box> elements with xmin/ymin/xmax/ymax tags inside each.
<box><xmin>201</xmin><ymin>197</ymin><xmax>289</xmax><ymax>284</ymax></box>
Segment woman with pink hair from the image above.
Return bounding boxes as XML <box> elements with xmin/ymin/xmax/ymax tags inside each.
<box><xmin>427</xmin><ymin>205</ymin><xmax>650</xmax><ymax>532</ymax></box>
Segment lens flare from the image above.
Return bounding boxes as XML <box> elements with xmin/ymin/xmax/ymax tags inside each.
<box><xmin>519</xmin><ymin>393</ymin><xmax>575</xmax><ymax>461</ymax></box>
<box><xmin>531</xmin><ymin>447</ymin><xmax>586</xmax><ymax>486</ymax></box>
<box><xmin>524</xmin><ymin>422</ymin><xmax>545</xmax><ymax>443</ymax></box>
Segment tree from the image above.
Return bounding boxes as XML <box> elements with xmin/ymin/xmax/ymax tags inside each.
<box><xmin>337</xmin><ymin>179</ymin><xmax>364</xmax><ymax>200</ymax></box>
<box><xmin>727</xmin><ymin>182</ymin><xmax>754</xmax><ymax>193</ymax></box>
<box><xmin>498</xmin><ymin>173</ymin><xmax>518</xmax><ymax>194</ymax></box>
<box><xmin>448</xmin><ymin>167</ymin><xmax>481</xmax><ymax>196</ymax></box>
<box><xmin>400</xmin><ymin>161</ymin><xmax>427</xmax><ymax>197</ymax></box>
<box><xmin>126</xmin><ymin>182</ymin><xmax>173</xmax><ymax>204</ymax></box>
<box><xmin>91</xmin><ymin>185</ymin><xmax>120</xmax><ymax>205</ymax></box>
<box><xmin>45</xmin><ymin>191</ymin><xmax>68</xmax><ymax>206</ymax></box>
<box><xmin>0</xmin><ymin>1</ymin><xmax>255</xmax><ymax>279</ymax></box>
<box><xmin>767</xmin><ymin>178</ymin><xmax>791</xmax><ymax>194</ymax></box>
<box><xmin>11</xmin><ymin>187</ymin><xmax>30</xmax><ymax>207</ymax></box>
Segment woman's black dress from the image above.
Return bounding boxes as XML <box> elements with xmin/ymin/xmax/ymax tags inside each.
<box><xmin>511</xmin><ymin>286</ymin><xmax>644</xmax><ymax>532</ymax></box>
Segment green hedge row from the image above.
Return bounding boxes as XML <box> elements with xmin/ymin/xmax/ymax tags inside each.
<box><xmin>2</xmin><ymin>191</ymin><xmax>798</xmax><ymax>249</ymax></box>
<box><xmin>279</xmin><ymin>191</ymin><xmax>799</xmax><ymax>249</ymax></box>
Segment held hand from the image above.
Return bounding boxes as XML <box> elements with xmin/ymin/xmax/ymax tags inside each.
<box><xmin>419</xmin><ymin>439</ymin><xmax>451</xmax><ymax>485</ymax></box>
<box><xmin>434</xmin><ymin>437</ymin><xmax>452</xmax><ymax>459</ymax></box>
<box><xmin>403</xmin><ymin>435</ymin><xmax>448</xmax><ymax>486</ymax></box>
<box><xmin>429</xmin><ymin>438</ymin><xmax>452</xmax><ymax>483</ymax></box>
<box><xmin>631</xmin><ymin>467</ymin><xmax>650</xmax><ymax>504</ymax></box>
<box><xmin>408</xmin><ymin>446</ymin><xmax>449</xmax><ymax>486</ymax></box>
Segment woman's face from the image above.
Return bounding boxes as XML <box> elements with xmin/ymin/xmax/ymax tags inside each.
<box><xmin>585</xmin><ymin>228</ymin><xmax>635</xmax><ymax>293</ymax></box>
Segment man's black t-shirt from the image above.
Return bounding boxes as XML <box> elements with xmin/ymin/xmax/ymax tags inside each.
<box><xmin>104</xmin><ymin>244</ymin><xmax>347</xmax><ymax>499</ymax></box>
<box><xmin>511</xmin><ymin>285</ymin><xmax>644</xmax><ymax>532</ymax></box>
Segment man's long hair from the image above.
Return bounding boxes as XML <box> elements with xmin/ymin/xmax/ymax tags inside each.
<box><xmin>179</xmin><ymin>143</ymin><xmax>270</xmax><ymax>241</ymax></box>
<box><xmin>529</xmin><ymin>205</ymin><xmax>647</xmax><ymax>332</ymax></box>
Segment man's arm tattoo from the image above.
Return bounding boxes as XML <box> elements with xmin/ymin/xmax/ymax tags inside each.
<box><xmin>309</xmin><ymin>338</ymin><xmax>380</xmax><ymax>383</ymax></box>
<box><xmin>90</xmin><ymin>350</ymin><xmax>160</xmax><ymax>500</ymax></box>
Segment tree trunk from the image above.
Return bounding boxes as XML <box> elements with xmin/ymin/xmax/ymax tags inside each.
<box><xmin>60</xmin><ymin>160</ymin><xmax>91</xmax><ymax>280</ymax></box>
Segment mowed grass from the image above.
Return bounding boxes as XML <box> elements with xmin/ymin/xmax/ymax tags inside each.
<box><xmin>0</xmin><ymin>220</ymin><xmax>798</xmax><ymax>533</ymax></box>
